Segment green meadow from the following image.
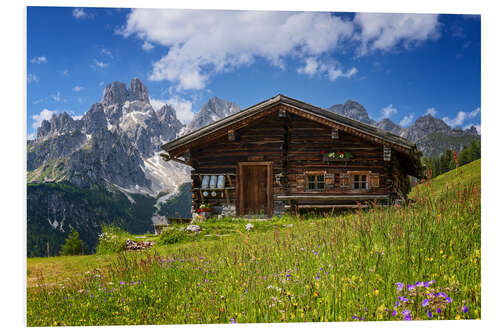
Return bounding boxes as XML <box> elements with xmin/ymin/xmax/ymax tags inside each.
<box><xmin>26</xmin><ymin>159</ymin><xmax>481</xmax><ymax>326</ymax></box>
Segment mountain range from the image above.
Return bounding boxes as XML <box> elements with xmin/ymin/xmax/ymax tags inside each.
<box><xmin>26</xmin><ymin>79</ymin><xmax>480</xmax><ymax>256</ymax></box>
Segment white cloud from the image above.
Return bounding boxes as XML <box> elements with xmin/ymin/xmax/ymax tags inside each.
<box><xmin>469</xmin><ymin>107</ymin><xmax>481</xmax><ymax>118</ymax></box>
<box><xmin>27</xmin><ymin>73</ymin><xmax>39</xmax><ymax>84</ymax></box>
<box><xmin>27</xmin><ymin>132</ymin><xmax>36</xmax><ymax>140</ymax></box>
<box><xmin>142</xmin><ymin>41</ymin><xmax>154</xmax><ymax>51</ymax></box>
<box><xmin>72</xmin><ymin>8</ymin><xmax>92</xmax><ymax>19</ymax></box>
<box><xmin>62</xmin><ymin>69</ymin><xmax>70</xmax><ymax>76</ymax></box>
<box><xmin>119</xmin><ymin>10</ymin><xmax>355</xmax><ymax>90</ymax></box>
<box><xmin>32</xmin><ymin>109</ymin><xmax>56</xmax><ymax>129</ymax></box>
<box><xmin>73</xmin><ymin>86</ymin><xmax>84</xmax><ymax>92</ymax></box>
<box><xmin>30</xmin><ymin>56</ymin><xmax>47</xmax><ymax>64</ymax></box>
<box><xmin>425</xmin><ymin>107</ymin><xmax>437</xmax><ymax>116</ymax></box>
<box><xmin>151</xmin><ymin>97</ymin><xmax>195</xmax><ymax>124</ymax></box>
<box><xmin>353</xmin><ymin>13</ymin><xmax>440</xmax><ymax>54</ymax></box>
<box><xmin>399</xmin><ymin>113</ymin><xmax>415</xmax><ymax>127</ymax></box>
<box><xmin>297</xmin><ymin>57</ymin><xmax>357</xmax><ymax>81</ymax></box>
<box><xmin>93</xmin><ymin>60</ymin><xmax>108</xmax><ymax>69</ymax></box>
<box><xmin>381</xmin><ymin>104</ymin><xmax>398</xmax><ymax>119</ymax></box>
<box><xmin>443</xmin><ymin>111</ymin><xmax>467</xmax><ymax>127</ymax></box>
<box><xmin>166</xmin><ymin>97</ymin><xmax>195</xmax><ymax>124</ymax></box>
<box><xmin>443</xmin><ymin>107</ymin><xmax>480</xmax><ymax>127</ymax></box>
<box><xmin>150</xmin><ymin>98</ymin><xmax>167</xmax><ymax>111</ymax></box>
<box><xmin>101</xmin><ymin>48</ymin><xmax>112</xmax><ymax>57</ymax></box>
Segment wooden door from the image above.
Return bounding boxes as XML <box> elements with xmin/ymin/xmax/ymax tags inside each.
<box><xmin>239</xmin><ymin>162</ymin><xmax>272</xmax><ymax>216</ymax></box>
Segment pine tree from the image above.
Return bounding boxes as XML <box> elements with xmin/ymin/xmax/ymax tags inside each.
<box><xmin>59</xmin><ymin>229</ymin><xmax>86</xmax><ymax>256</ymax></box>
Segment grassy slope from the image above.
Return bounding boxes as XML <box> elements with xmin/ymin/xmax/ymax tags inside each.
<box><xmin>27</xmin><ymin>160</ymin><xmax>481</xmax><ymax>325</ymax></box>
<box><xmin>410</xmin><ymin>159</ymin><xmax>480</xmax><ymax>199</ymax></box>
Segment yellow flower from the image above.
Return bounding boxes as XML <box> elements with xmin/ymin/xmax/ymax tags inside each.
<box><xmin>374</xmin><ymin>290</ymin><xmax>379</xmax><ymax>296</ymax></box>
<box><xmin>455</xmin><ymin>314</ymin><xmax>461</xmax><ymax>320</ymax></box>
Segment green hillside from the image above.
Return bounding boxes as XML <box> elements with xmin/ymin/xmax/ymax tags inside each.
<box><xmin>27</xmin><ymin>160</ymin><xmax>481</xmax><ymax>325</ymax></box>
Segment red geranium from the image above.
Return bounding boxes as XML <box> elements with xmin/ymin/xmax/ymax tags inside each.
<box><xmin>321</xmin><ymin>150</ymin><xmax>326</xmax><ymax>154</ymax></box>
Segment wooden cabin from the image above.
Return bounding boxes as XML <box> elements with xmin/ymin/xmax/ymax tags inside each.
<box><xmin>161</xmin><ymin>94</ymin><xmax>422</xmax><ymax>218</ymax></box>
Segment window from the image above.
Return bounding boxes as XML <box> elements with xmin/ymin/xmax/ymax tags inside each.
<box><xmin>307</xmin><ymin>174</ymin><xmax>325</xmax><ymax>190</ymax></box>
<box><xmin>353</xmin><ymin>174</ymin><xmax>368</xmax><ymax>189</ymax></box>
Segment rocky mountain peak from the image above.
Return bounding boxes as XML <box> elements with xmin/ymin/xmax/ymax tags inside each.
<box><xmin>185</xmin><ymin>96</ymin><xmax>241</xmax><ymax>132</ymax></box>
<box><xmin>377</xmin><ymin>118</ymin><xmax>403</xmax><ymax>135</ymax></box>
<box><xmin>128</xmin><ymin>77</ymin><xmax>150</xmax><ymax>104</ymax></box>
<box><xmin>102</xmin><ymin>81</ymin><xmax>128</xmax><ymax>106</ymax></box>
<box><xmin>36</xmin><ymin>111</ymin><xmax>78</xmax><ymax>140</ymax></box>
<box><xmin>328</xmin><ymin>99</ymin><xmax>376</xmax><ymax>125</ymax></box>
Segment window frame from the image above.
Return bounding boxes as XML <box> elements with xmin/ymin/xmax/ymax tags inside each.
<box><xmin>352</xmin><ymin>174</ymin><xmax>368</xmax><ymax>190</ymax></box>
<box><xmin>305</xmin><ymin>171</ymin><xmax>327</xmax><ymax>192</ymax></box>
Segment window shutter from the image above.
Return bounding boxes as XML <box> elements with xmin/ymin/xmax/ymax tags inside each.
<box><xmin>296</xmin><ymin>174</ymin><xmax>305</xmax><ymax>191</ymax></box>
<box><xmin>369</xmin><ymin>173</ymin><xmax>380</xmax><ymax>188</ymax></box>
<box><xmin>325</xmin><ymin>173</ymin><xmax>334</xmax><ymax>190</ymax></box>
<box><xmin>340</xmin><ymin>173</ymin><xmax>350</xmax><ymax>188</ymax></box>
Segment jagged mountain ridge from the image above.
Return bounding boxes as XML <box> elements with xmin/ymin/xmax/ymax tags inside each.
<box><xmin>27</xmin><ymin>78</ymin><xmax>242</xmax><ymax>256</ymax></box>
<box><xmin>328</xmin><ymin>100</ymin><xmax>480</xmax><ymax>157</ymax></box>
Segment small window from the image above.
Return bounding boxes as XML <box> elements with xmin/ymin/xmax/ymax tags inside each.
<box><xmin>307</xmin><ymin>174</ymin><xmax>325</xmax><ymax>190</ymax></box>
<box><xmin>353</xmin><ymin>174</ymin><xmax>368</xmax><ymax>189</ymax></box>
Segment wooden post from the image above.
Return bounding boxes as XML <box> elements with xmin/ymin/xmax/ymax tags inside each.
<box><xmin>228</xmin><ymin>129</ymin><xmax>235</xmax><ymax>141</ymax></box>
<box><xmin>331</xmin><ymin>128</ymin><xmax>339</xmax><ymax>139</ymax></box>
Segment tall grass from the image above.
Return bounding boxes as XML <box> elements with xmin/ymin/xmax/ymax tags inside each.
<box><xmin>27</xmin><ymin>166</ymin><xmax>480</xmax><ymax>326</ymax></box>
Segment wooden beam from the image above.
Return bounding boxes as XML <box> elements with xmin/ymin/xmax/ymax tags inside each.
<box><xmin>277</xmin><ymin>194</ymin><xmax>389</xmax><ymax>201</ymax></box>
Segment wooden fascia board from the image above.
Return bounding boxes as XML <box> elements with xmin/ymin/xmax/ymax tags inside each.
<box><xmin>169</xmin><ymin>104</ymin><xmax>280</xmax><ymax>157</ymax></box>
<box><xmin>281</xmin><ymin>103</ymin><xmax>413</xmax><ymax>155</ymax></box>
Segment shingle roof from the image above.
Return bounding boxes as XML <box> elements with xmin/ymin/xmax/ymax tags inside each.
<box><xmin>162</xmin><ymin>94</ymin><xmax>417</xmax><ymax>153</ymax></box>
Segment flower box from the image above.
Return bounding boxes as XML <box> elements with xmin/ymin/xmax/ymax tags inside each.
<box><xmin>322</xmin><ymin>156</ymin><xmax>351</xmax><ymax>162</ymax></box>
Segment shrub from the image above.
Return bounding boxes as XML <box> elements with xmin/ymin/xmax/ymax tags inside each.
<box><xmin>157</xmin><ymin>228</ymin><xmax>189</xmax><ymax>245</ymax></box>
<box><xmin>59</xmin><ymin>229</ymin><xmax>86</xmax><ymax>256</ymax></box>
<box><xmin>96</xmin><ymin>225</ymin><xmax>130</xmax><ymax>255</ymax></box>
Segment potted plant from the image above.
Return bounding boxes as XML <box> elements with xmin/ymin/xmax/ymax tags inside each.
<box><xmin>199</xmin><ymin>203</ymin><xmax>212</xmax><ymax>212</ymax></box>
<box><xmin>321</xmin><ymin>150</ymin><xmax>353</xmax><ymax>161</ymax></box>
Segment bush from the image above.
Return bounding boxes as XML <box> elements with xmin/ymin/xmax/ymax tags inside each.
<box><xmin>96</xmin><ymin>225</ymin><xmax>130</xmax><ymax>255</ymax></box>
<box><xmin>157</xmin><ymin>228</ymin><xmax>189</xmax><ymax>245</ymax></box>
<box><xmin>59</xmin><ymin>229</ymin><xmax>86</xmax><ymax>256</ymax></box>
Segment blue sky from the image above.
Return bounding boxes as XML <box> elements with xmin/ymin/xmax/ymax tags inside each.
<box><xmin>27</xmin><ymin>7</ymin><xmax>481</xmax><ymax>139</ymax></box>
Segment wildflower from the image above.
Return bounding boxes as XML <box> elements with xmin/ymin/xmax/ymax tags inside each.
<box><xmin>119</xmin><ymin>281</ymin><xmax>125</xmax><ymax>285</ymax></box>
<box><xmin>402</xmin><ymin>309</ymin><xmax>411</xmax><ymax>316</ymax></box>
<box><xmin>407</xmin><ymin>284</ymin><xmax>415</xmax><ymax>291</ymax></box>
<box><xmin>445</xmin><ymin>297</ymin><xmax>453</xmax><ymax>303</ymax></box>
<box><xmin>427</xmin><ymin>311</ymin><xmax>433</xmax><ymax>318</ymax></box>
<box><xmin>462</xmin><ymin>305</ymin><xmax>469</xmax><ymax>313</ymax></box>
<box><xmin>436</xmin><ymin>292</ymin><xmax>447</xmax><ymax>298</ymax></box>
<box><xmin>313</xmin><ymin>250</ymin><xmax>319</xmax><ymax>256</ymax></box>
<box><xmin>404</xmin><ymin>315</ymin><xmax>412</xmax><ymax>321</ymax></box>
<box><xmin>415</xmin><ymin>281</ymin><xmax>424</xmax><ymax>287</ymax></box>
<box><xmin>230</xmin><ymin>318</ymin><xmax>237</xmax><ymax>324</ymax></box>
<box><xmin>436</xmin><ymin>308</ymin><xmax>442</xmax><ymax>314</ymax></box>
<box><xmin>395</xmin><ymin>282</ymin><xmax>404</xmax><ymax>291</ymax></box>
<box><xmin>398</xmin><ymin>296</ymin><xmax>409</xmax><ymax>302</ymax></box>
<box><xmin>422</xmin><ymin>299</ymin><xmax>429</xmax><ymax>307</ymax></box>
<box><xmin>392</xmin><ymin>310</ymin><xmax>397</xmax><ymax>316</ymax></box>
<box><xmin>394</xmin><ymin>300</ymin><xmax>400</xmax><ymax>307</ymax></box>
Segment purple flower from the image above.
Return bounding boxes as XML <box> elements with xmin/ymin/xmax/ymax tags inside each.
<box><xmin>415</xmin><ymin>281</ymin><xmax>424</xmax><ymax>287</ymax></box>
<box><xmin>315</xmin><ymin>275</ymin><xmax>320</xmax><ymax>280</ymax></box>
<box><xmin>427</xmin><ymin>311</ymin><xmax>433</xmax><ymax>318</ymax></box>
<box><xmin>313</xmin><ymin>250</ymin><xmax>319</xmax><ymax>256</ymax></box>
<box><xmin>422</xmin><ymin>299</ymin><xmax>429</xmax><ymax>307</ymax></box>
<box><xmin>407</xmin><ymin>284</ymin><xmax>415</xmax><ymax>291</ymax></box>
<box><xmin>402</xmin><ymin>309</ymin><xmax>411</xmax><ymax>316</ymax></box>
<box><xmin>436</xmin><ymin>292</ymin><xmax>448</xmax><ymax>298</ymax></box>
<box><xmin>119</xmin><ymin>281</ymin><xmax>125</xmax><ymax>285</ymax></box>
<box><xmin>352</xmin><ymin>315</ymin><xmax>359</xmax><ymax>320</ymax></box>
<box><xmin>404</xmin><ymin>315</ymin><xmax>412</xmax><ymax>321</ymax></box>
<box><xmin>395</xmin><ymin>300</ymin><xmax>400</xmax><ymax>307</ymax></box>
<box><xmin>395</xmin><ymin>282</ymin><xmax>404</xmax><ymax>291</ymax></box>
<box><xmin>398</xmin><ymin>296</ymin><xmax>409</xmax><ymax>302</ymax></box>
<box><xmin>445</xmin><ymin>297</ymin><xmax>453</xmax><ymax>303</ymax></box>
<box><xmin>392</xmin><ymin>310</ymin><xmax>397</xmax><ymax>316</ymax></box>
<box><xmin>462</xmin><ymin>305</ymin><xmax>469</xmax><ymax>313</ymax></box>
<box><xmin>436</xmin><ymin>308</ymin><xmax>442</xmax><ymax>314</ymax></box>
<box><xmin>230</xmin><ymin>318</ymin><xmax>237</xmax><ymax>324</ymax></box>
